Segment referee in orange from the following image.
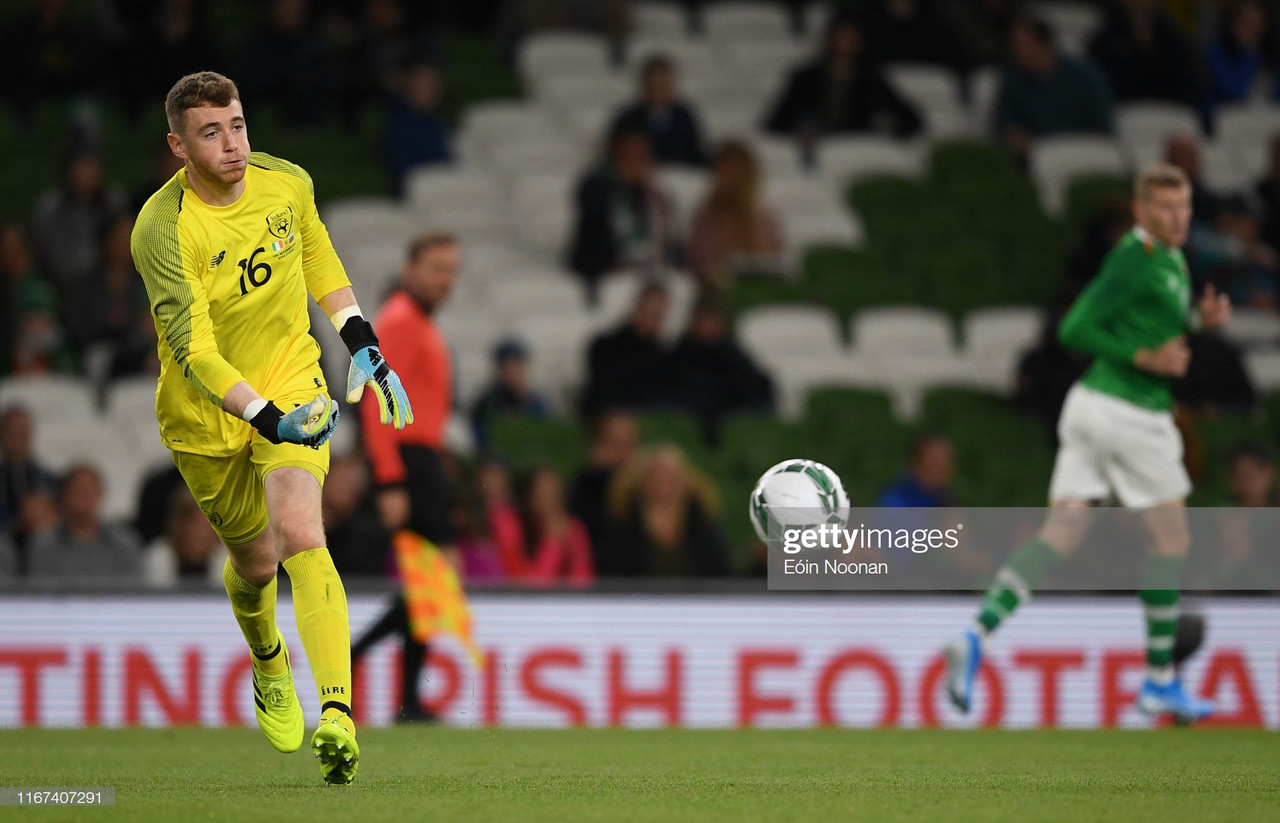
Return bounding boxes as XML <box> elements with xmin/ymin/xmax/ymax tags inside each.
<box><xmin>351</xmin><ymin>232</ymin><xmax>457</xmax><ymax>723</ymax></box>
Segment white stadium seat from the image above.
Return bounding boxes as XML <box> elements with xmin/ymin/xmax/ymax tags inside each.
<box><xmin>1222</xmin><ymin>307</ymin><xmax>1280</xmax><ymax>349</ymax></box>
<box><xmin>962</xmin><ymin>306</ymin><xmax>1045</xmax><ymax>391</ymax></box>
<box><xmin>1029</xmin><ymin>134</ymin><xmax>1127</xmax><ymax>215</ymax></box>
<box><xmin>851</xmin><ymin>305</ymin><xmax>955</xmax><ymax>360</ymax></box>
<box><xmin>884</xmin><ymin>63</ymin><xmax>972</xmax><ymax>140</ymax></box>
<box><xmin>535</xmin><ymin>73</ymin><xmax>632</xmax><ymax>113</ymax></box>
<box><xmin>1115</xmin><ymin>102</ymin><xmax>1201</xmax><ymax>167</ymax></box>
<box><xmin>627</xmin><ymin>37</ymin><xmax>721</xmax><ymax>78</ymax></box>
<box><xmin>783</xmin><ymin>212</ymin><xmax>865</xmax><ymax>266</ymax></box>
<box><xmin>817</xmin><ymin>135</ymin><xmax>926</xmax><ymax>185</ymax></box>
<box><xmin>509</xmin><ymin>173</ymin><xmax>577</xmax><ymax>258</ymax></box>
<box><xmin>403</xmin><ymin>166</ymin><xmax>503</xmax><ymax>215</ymax></box>
<box><xmin>518</xmin><ymin>32</ymin><xmax>612</xmax><ymax>85</ymax></box>
<box><xmin>0</xmin><ymin>375</ymin><xmax>96</xmax><ymax>427</ymax></box>
<box><xmin>702</xmin><ymin>2</ymin><xmax>792</xmax><ymax>43</ymax></box>
<box><xmin>766</xmin><ymin>352</ymin><xmax>875</xmax><ymax>420</ymax></box>
<box><xmin>656</xmin><ymin>166</ymin><xmax>711</xmax><ymax>227</ymax></box>
<box><xmin>738</xmin><ymin>305</ymin><xmax>845</xmax><ymax>366</ymax></box>
<box><xmin>1027</xmin><ymin>1</ymin><xmax>1103</xmax><ymax>56</ymax></box>
<box><xmin>1213</xmin><ymin>102</ymin><xmax>1280</xmax><ymax>180</ymax></box>
<box><xmin>632</xmin><ymin>2</ymin><xmax>690</xmax><ymax>38</ymax></box>
<box><xmin>1245</xmin><ymin>350</ymin><xmax>1280</xmax><ymax>391</ymax></box>
<box><xmin>967</xmin><ymin>66</ymin><xmax>1002</xmax><ymax>138</ymax></box>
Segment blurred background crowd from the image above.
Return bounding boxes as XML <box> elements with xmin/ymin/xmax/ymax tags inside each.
<box><xmin>2</xmin><ymin>0</ymin><xmax>1280</xmax><ymax>591</ymax></box>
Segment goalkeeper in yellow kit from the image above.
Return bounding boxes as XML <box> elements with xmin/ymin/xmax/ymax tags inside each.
<box><xmin>131</xmin><ymin>71</ymin><xmax>412</xmax><ymax>785</ymax></box>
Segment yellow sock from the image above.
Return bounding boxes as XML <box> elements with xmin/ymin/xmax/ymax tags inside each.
<box><xmin>222</xmin><ymin>558</ymin><xmax>287</xmax><ymax>677</ymax></box>
<box><xmin>282</xmin><ymin>547</ymin><xmax>352</xmax><ymax>716</ymax></box>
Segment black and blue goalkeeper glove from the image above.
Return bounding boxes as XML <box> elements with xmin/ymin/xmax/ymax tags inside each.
<box><xmin>250</xmin><ymin>394</ymin><xmax>340</xmax><ymax>448</ymax></box>
<box><xmin>340</xmin><ymin>317</ymin><xmax>414</xmax><ymax>430</ymax></box>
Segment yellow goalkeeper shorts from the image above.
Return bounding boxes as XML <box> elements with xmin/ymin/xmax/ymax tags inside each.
<box><xmin>173</xmin><ymin>435</ymin><xmax>330</xmax><ymax>546</ymax></box>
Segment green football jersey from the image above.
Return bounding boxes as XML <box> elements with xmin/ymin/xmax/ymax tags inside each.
<box><xmin>1057</xmin><ymin>228</ymin><xmax>1192</xmax><ymax>411</ymax></box>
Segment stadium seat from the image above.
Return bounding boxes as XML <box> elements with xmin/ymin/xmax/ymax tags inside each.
<box><xmin>490</xmin><ymin>275</ymin><xmax>588</xmax><ymax>322</ymax></box>
<box><xmin>720</xmin><ymin>39</ymin><xmax>809</xmax><ymax>88</ymax></box>
<box><xmin>764</xmin><ymin>176</ymin><xmax>846</xmax><ymax>217</ymax></box>
<box><xmin>509</xmin><ymin>173</ymin><xmax>576</xmax><ymax>258</ymax></box>
<box><xmin>718</xmin><ymin>415</ymin><xmax>813</xmax><ymax>482</ymax></box>
<box><xmin>321</xmin><ymin>199</ymin><xmax>420</xmax><ymax>257</ymax></box>
<box><xmin>402</xmin><ymin>166</ymin><xmax>503</xmax><ymax>215</ymax></box>
<box><xmin>883</xmin><ymin>63</ymin><xmax>971</xmax><ymax>140</ymax></box>
<box><xmin>1114</xmin><ymin>102</ymin><xmax>1201</xmax><ymax>167</ymax></box>
<box><xmin>1245</xmin><ymin>351</ymin><xmax>1280</xmax><ymax>391</ymax></box>
<box><xmin>657</xmin><ymin>166</ymin><xmax>712</xmax><ymax>226</ymax></box>
<box><xmin>1199</xmin><ymin>138</ymin><xmax>1253</xmax><ymax>194</ymax></box>
<box><xmin>1221</xmin><ymin>307</ymin><xmax>1280</xmax><ymax>350</ymax></box>
<box><xmin>966</xmin><ymin>66</ymin><xmax>1002</xmax><ymax>138</ymax></box>
<box><xmin>961</xmin><ymin>306</ymin><xmax>1045</xmax><ymax>392</ymax></box>
<box><xmin>508</xmin><ymin>315</ymin><xmax>595</xmax><ymax>410</ymax></box>
<box><xmin>801</xmin><ymin>384</ymin><xmax>911</xmax><ymax>503</ymax></box>
<box><xmin>1212</xmin><ymin>102</ymin><xmax>1280</xmax><ymax>179</ymax></box>
<box><xmin>749</xmin><ymin>135</ymin><xmax>807</xmax><ymax>178</ymax></box>
<box><xmin>927</xmin><ymin>141</ymin><xmax>1019</xmax><ymax>194</ymax></box>
<box><xmin>452</xmin><ymin>348</ymin><xmax>493</xmax><ymax>410</ymax></box>
<box><xmin>1062</xmin><ymin>174</ymin><xmax>1130</xmax><ymax>235</ymax></box>
<box><xmin>627</xmin><ymin>37</ymin><xmax>720</xmax><ymax>78</ymax></box>
<box><xmin>535</xmin><ymin>73</ymin><xmax>632</xmax><ymax>113</ymax></box>
<box><xmin>700</xmin><ymin>102</ymin><xmax>765</xmax><ymax>143</ymax></box>
<box><xmin>632</xmin><ymin>1</ymin><xmax>690</xmax><ymax>38</ymax></box>
<box><xmin>702</xmin><ymin>2</ymin><xmax>792</xmax><ymax>42</ymax></box>
<box><xmin>801</xmin><ymin>246</ymin><xmax>917</xmax><ymax>320</ymax></box>
<box><xmin>1029</xmin><ymin>135</ymin><xmax>1127</xmax><ymax>215</ymax></box>
<box><xmin>784</xmin><ymin>212</ymin><xmax>866</xmax><ymax>266</ymax></box>
<box><xmin>738</xmin><ymin>305</ymin><xmax>845</xmax><ymax>365</ymax></box>
<box><xmin>488</xmin><ymin>137</ymin><xmax>584</xmax><ymax>179</ymax></box>
<box><xmin>818</xmin><ymin>136</ymin><xmax>926</xmax><ymax>187</ymax></box>
<box><xmin>0</xmin><ymin>375</ymin><xmax>97</xmax><ymax>427</ymax></box>
<box><xmin>636</xmin><ymin>411</ymin><xmax>711</xmax><ymax>463</ymax></box>
<box><xmin>1026</xmin><ymin>1</ymin><xmax>1104</xmax><ymax>56</ymax></box>
<box><xmin>456</xmin><ymin>101</ymin><xmax>561</xmax><ymax>164</ymax></box>
<box><xmin>851</xmin><ymin>305</ymin><xmax>955</xmax><ymax>360</ymax></box>
<box><xmin>488</xmin><ymin>417</ymin><xmax>587</xmax><ymax>479</ymax></box>
<box><xmin>905</xmin><ymin>240</ymin><xmax>1006</xmax><ymax>317</ymax></box>
<box><xmin>517</xmin><ymin>32</ymin><xmax>613</xmax><ymax>86</ymax></box>
<box><xmin>764</xmin><ymin>351</ymin><xmax>876</xmax><ymax>420</ymax></box>
<box><xmin>728</xmin><ymin>275</ymin><xmax>803</xmax><ymax>318</ymax></box>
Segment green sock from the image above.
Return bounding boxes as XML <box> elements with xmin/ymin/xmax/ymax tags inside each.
<box><xmin>976</xmin><ymin>538</ymin><xmax>1063</xmax><ymax>637</ymax></box>
<box><xmin>1140</xmin><ymin>555</ymin><xmax>1184</xmax><ymax>684</ymax></box>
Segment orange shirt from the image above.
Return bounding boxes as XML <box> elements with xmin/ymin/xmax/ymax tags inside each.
<box><xmin>360</xmin><ymin>289</ymin><xmax>452</xmax><ymax>485</ymax></box>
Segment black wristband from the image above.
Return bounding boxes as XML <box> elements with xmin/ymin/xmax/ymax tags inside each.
<box><xmin>249</xmin><ymin>401</ymin><xmax>285</xmax><ymax>444</ymax></box>
<box><xmin>339</xmin><ymin>316</ymin><xmax>379</xmax><ymax>355</ymax></box>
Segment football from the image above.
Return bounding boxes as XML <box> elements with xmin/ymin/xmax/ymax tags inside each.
<box><xmin>749</xmin><ymin>459</ymin><xmax>850</xmax><ymax>543</ymax></box>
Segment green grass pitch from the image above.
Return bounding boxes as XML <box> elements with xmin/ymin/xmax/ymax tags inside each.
<box><xmin>4</xmin><ymin>727</ymin><xmax>1277</xmax><ymax>822</ymax></box>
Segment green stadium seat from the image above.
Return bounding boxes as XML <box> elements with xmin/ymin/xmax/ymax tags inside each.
<box><xmin>728</xmin><ymin>275</ymin><xmax>802</xmax><ymax>318</ymax></box>
<box><xmin>1063</xmin><ymin>175</ymin><xmax>1130</xmax><ymax>236</ymax></box>
<box><xmin>488</xmin><ymin>416</ymin><xmax>586</xmax><ymax>479</ymax></box>
<box><xmin>927</xmin><ymin>141</ymin><xmax>1020</xmax><ymax>194</ymax></box>
<box><xmin>801</xmin><ymin>246</ymin><xmax>918</xmax><ymax>326</ymax></box>
<box><xmin>635</xmin><ymin>411</ymin><xmax>710</xmax><ymax>466</ymax></box>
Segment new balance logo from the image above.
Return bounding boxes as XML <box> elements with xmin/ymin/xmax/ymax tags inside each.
<box><xmin>210</xmin><ymin>250</ymin><xmax>226</xmax><ymax>268</ymax></box>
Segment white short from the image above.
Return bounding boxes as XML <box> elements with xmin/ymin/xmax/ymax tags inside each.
<box><xmin>1047</xmin><ymin>383</ymin><xmax>1191</xmax><ymax>508</ymax></box>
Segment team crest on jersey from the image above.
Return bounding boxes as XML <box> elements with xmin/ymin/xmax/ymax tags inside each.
<box><xmin>266</xmin><ymin>206</ymin><xmax>294</xmax><ymax>239</ymax></box>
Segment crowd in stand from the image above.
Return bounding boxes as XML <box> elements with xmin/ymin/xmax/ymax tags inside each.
<box><xmin>6</xmin><ymin>0</ymin><xmax>1280</xmax><ymax>587</ymax></box>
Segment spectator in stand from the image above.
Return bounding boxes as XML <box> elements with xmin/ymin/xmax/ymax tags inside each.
<box><xmin>134</xmin><ymin>462</ymin><xmax>185</xmax><ymax>546</ymax></box>
<box><xmin>1173</xmin><ymin>330</ymin><xmax>1258</xmax><ymax>415</ymax></box>
<box><xmin>1189</xmin><ymin>195</ymin><xmax>1279</xmax><ymax>310</ymax></box>
<box><xmin>0</xmin><ymin>223</ymin><xmax>73</xmax><ymax>376</ymax></box>
<box><xmin>610</xmin><ymin>55</ymin><xmax>707</xmax><ymax>167</ymax></box>
<box><xmin>688</xmin><ymin>140</ymin><xmax>784</xmax><ymax>289</ymax></box>
<box><xmin>581</xmin><ymin>281</ymin><xmax>671</xmax><ymax>415</ymax></box>
<box><xmin>452</xmin><ymin>469</ymin><xmax>507</xmax><ymax>584</ymax></box>
<box><xmin>386</xmin><ymin>61</ymin><xmax>452</xmax><ymax>196</ymax></box>
<box><xmin>861</xmin><ymin>0</ymin><xmax>964</xmax><ymax>69</ymax></box>
<box><xmin>27</xmin><ymin>464</ymin><xmax>143</xmax><ymax>582</ymax></box>
<box><xmin>323</xmin><ymin>453</ymin><xmax>392</xmax><ymax>579</ymax></box>
<box><xmin>876</xmin><ymin>433</ymin><xmax>958</xmax><ymax>507</ymax></box>
<box><xmin>64</xmin><ymin>215</ymin><xmax>154</xmax><ymax>379</ymax></box>
<box><xmin>470</xmin><ymin>338</ymin><xmax>549</xmax><ymax>447</ymax></box>
<box><xmin>142</xmin><ymin>485</ymin><xmax>226</xmax><ymax>588</ymax></box>
<box><xmin>1254</xmin><ymin>135</ymin><xmax>1280</xmax><ymax>250</ymax></box>
<box><xmin>131</xmin><ymin>142</ymin><xmax>186</xmax><ymax>215</ymax></box>
<box><xmin>764</xmin><ymin>13</ymin><xmax>922</xmax><ymax>140</ymax></box>
<box><xmin>570</xmin><ymin>409</ymin><xmax>639</xmax><ymax>551</ymax></box>
<box><xmin>665</xmin><ymin>292</ymin><xmax>774</xmax><ymax>439</ymax></box>
<box><xmin>1202</xmin><ymin>0</ymin><xmax>1275</xmax><ymax>115</ymax></box>
<box><xmin>995</xmin><ymin>17</ymin><xmax>1113</xmax><ymax>158</ymax></box>
<box><xmin>1165</xmin><ymin>132</ymin><xmax>1223</xmax><ymax>232</ymax></box>
<box><xmin>1088</xmin><ymin>0</ymin><xmax>1197</xmax><ymax>106</ymax></box>
<box><xmin>1225</xmin><ymin>443</ymin><xmax>1278</xmax><ymax>506</ymax></box>
<box><xmin>568</xmin><ymin>125</ymin><xmax>680</xmax><ymax>295</ymax></box>
<box><xmin>600</xmin><ymin>446</ymin><xmax>730</xmax><ymax>577</ymax></box>
<box><xmin>237</xmin><ymin>0</ymin><xmax>334</xmax><ymax>128</ymax></box>
<box><xmin>0</xmin><ymin>406</ymin><xmax>60</xmax><ymax>574</ymax></box>
<box><xmin>31</xmin><ymin>141</ymin><xmax>129</xmax><ymax>298</ymax></box>
<box><xmin>490</xmin><ymin>465</ymin><xmax>594</xmax><ymax>586</ymax></box>
<box><xmin>0</xmin><ymin>0</ymin><xmax>103</xmax><ymax>119</ymax></box>
<box><xmin>356</xmin><ymin>0</ymin><xmax>443</xmax><ymax>100</ymax></box>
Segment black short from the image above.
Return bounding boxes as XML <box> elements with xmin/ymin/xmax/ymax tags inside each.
<box><xmin>399</xmin><ymin>445</ymin><xmax>457</xmax><ymax>546</ymax></box>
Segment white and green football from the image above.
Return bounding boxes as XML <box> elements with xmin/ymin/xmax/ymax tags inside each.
<box><xmin>749</xmin><ymin>459</ymin><xmax>850</xmax><ymax>543</ymax></box>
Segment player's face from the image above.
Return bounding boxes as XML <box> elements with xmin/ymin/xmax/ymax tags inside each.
<box><xmin>1135</xmin><ymin>184</ymin><xmax>1192</xmax><ymax>248</ymax></box>
<box><xmin>170</xmin><ymin>100</ymin><xmax>250</xmax><ymax>189</ymax></box>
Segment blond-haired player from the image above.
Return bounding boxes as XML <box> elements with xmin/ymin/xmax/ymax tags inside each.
<box><xmin>132</xmin><ymin>71</ymin><xmax>412</xmax><ymax>784</ymax></box>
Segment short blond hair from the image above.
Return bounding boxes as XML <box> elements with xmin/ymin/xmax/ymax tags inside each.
<box><xmin>165</xmin><ymin>71</ymin><xmax>240</xmax><ymax>135</ymax></box>
<box><xmin>1135</xmin><ymin>163</ymin><xmax>1190</xmax><ymax>201</ymax></box>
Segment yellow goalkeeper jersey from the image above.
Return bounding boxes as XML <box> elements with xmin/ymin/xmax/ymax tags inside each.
<box><xmin>131</xmin><ymin>152</ymin><xmax>351</xmax><ymax>456</ymax></box>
